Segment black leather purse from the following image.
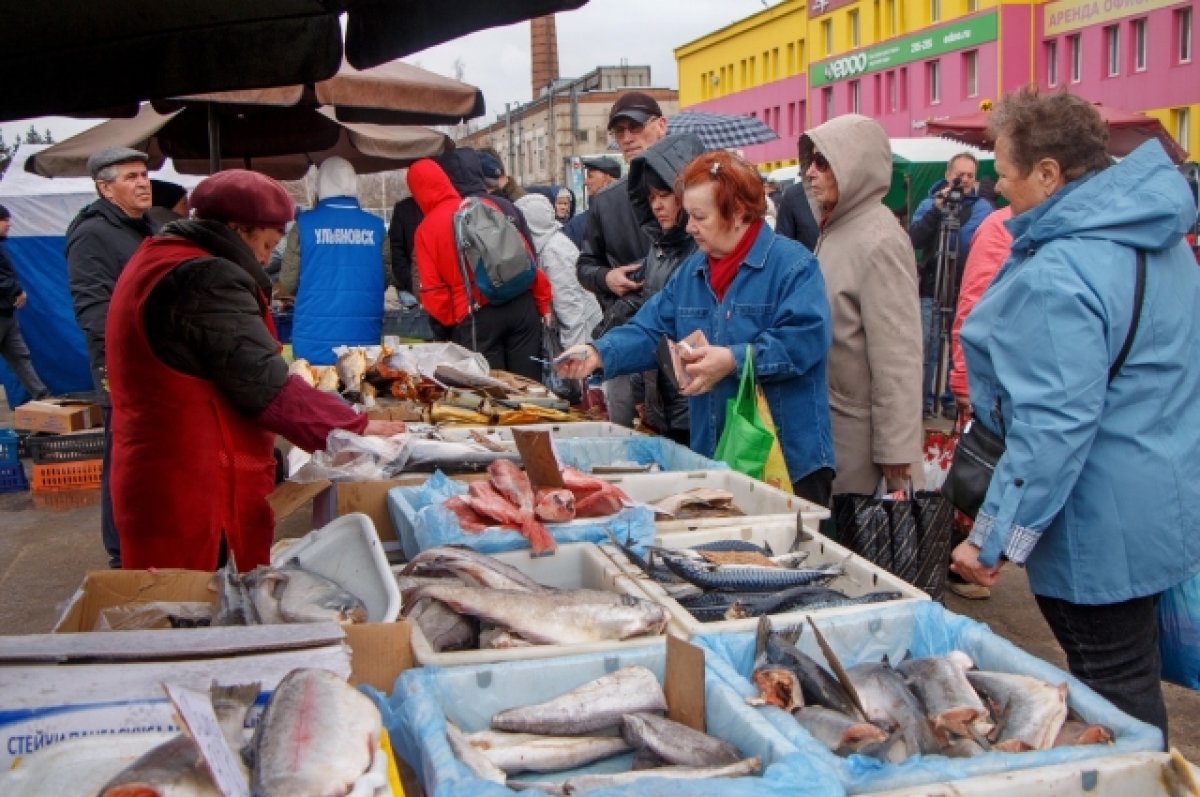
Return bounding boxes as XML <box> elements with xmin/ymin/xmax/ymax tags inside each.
<box><xmin>942</xmin><ymin>250</ymin><xmax>1146</xmax><ymax>518</ymax></box>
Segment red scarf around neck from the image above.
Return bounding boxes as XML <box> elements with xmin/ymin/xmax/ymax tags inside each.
<box><xmin>707</xmin><ymin>219</ymin><xmax>762</xmax><ymax>301</ymax></box>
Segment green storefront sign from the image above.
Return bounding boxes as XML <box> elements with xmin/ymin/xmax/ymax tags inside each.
<box><xmin>811</xmin><ymin>11</ymin><xmax>998</xmax><ymax>87</ymax></box>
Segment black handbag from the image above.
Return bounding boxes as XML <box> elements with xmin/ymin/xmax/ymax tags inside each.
<box><xmin>942</xmin><ymin>249</ymin><xmax>1146</xmax><ymax>518</ymax></box>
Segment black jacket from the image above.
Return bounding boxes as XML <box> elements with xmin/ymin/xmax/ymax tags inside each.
<box><xmin>775</xmin><ymin>183</ymin><xmax>820</xmax><ymax>252</ymax></box>
<box><xmin>0</xmin><ymin>240</ymin><xmax>22</xmax><ymax>316</ymax></box>
<box><xmin>575</xmin><ymin>176</ymin><xmax>653</xmax><ymax>310</ymax></box>
<box><xmin>65</xmin><ymin>198</ymin><xmax>153</xmax><ymax>400</ymax></box>
<box><xmin>143</xmin><ymin>220</ymin><xmax>288</xmax><ymax>416</ymax></box>
<box><xmin>387</xmin><ymin>196</ymin><xmax>422</xmax><ymax>293</ymax></box>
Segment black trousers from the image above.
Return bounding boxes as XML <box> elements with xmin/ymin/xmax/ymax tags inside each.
<box><xmin>793</xmin><ymin>466</ymin><xmax>834</xmax><ymax>509</ymax></box>
<box><xmin>449</xmin><ymin>292</ymin><xmax>542</xmax><ymax>382</ymax></box>
<box><xmin>1035</xmin><ymin>592</ymin><xmax>1168</xmax><ymax>745</ymax></box>
<box><xmin>100</xmin><ymin>405</ymin><xmax>120</xmax><ymax>568</ymax></box>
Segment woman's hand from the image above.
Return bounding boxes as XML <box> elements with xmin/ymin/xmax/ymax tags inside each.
<box><xmin>955</xmin><ymin>395</ymin><xmax>973</xmax><ymax>422</ymax></box>
<box><xmin>879</xmin><ymin>463</ymin><xmax>911</xmax><ymax>484</ymax></box>
<box><xmin>364</xmin><ymin>420</ymin><xmax>406</xmax><ymax>437</ymax></box>
<box><xmin>554</xmin><ymin>345</ymin><xmax>601</xmax><ymax>379</ymax></box>
<box><xmin>950</xmin><ymin>541</ymin><xmax>1004</xmax><ymax>587</ymax></box>
<box><xmin>680</xmin><ymin>345</ymin><xmax>736</xmax><ymax>396</ymax></box>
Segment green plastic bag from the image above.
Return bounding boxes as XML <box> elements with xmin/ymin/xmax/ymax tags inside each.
<box><xmin>713</xmin><ymin>346</ymin><xmax>775</xmax><ymax>480</ymax></box>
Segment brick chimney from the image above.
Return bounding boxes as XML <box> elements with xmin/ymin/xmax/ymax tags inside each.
<box><xmin>530</xmin><ymin>16</ymin><xmax>560</xmax><ymax>99</ymax></box>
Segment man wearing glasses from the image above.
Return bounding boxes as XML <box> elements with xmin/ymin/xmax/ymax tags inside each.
<box><xmin>799</xmin><ymin>116</ymin><xmax>923</xmax><ymax>498</ymax></box>
<box><xmin>575</xmin><ymin>91</ymin><xmax>669</xmax><ymax>427</ymax></box>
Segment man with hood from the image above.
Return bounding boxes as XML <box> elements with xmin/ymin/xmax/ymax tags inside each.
<box><xmin>407</xmin><ymin>158</ymin><xmax>552</xmax><ymax>381</ymax></box>
<box><xmin>799</xmin><ymin>115</ymin><xmax>923</xmax><ymax>495</ymax></box>
<box><xmin>65</xmin><ymin>146</ymin><xmax>155</xmax><ymax>568</ymax></box>
<box><xmin>618</xmin><ymin>132</ymin><xmax>706</xmax><ymax>443</ymax></box>
<box><xmin>280</xmin><ymin>157</ymin><xmax>388</xmax><ymax>365</ymax></box>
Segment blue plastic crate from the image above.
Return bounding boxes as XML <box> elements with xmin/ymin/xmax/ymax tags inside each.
<box><xmin>0</xmin><ymin>429</ymin><xmax>19</xmax><ymax>465</ymax></box>
<box><xmin>0</xmin><ymin>461</ymin><xmax>28</xmax><ymax>493</ymax></box>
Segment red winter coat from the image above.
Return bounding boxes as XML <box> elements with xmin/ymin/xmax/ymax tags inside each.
<box><xmin>949</xmin><ymin>207</ymin><xmax>1013</xmax><ymax>401</ymax></box>
<box><xmin>407</xmin><ymin>158</ymin><xmax>551</xmax><ymax>327</ymax></box>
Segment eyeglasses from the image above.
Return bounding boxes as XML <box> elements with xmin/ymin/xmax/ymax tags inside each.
<box><xmin>609</xmin><ymin>116</ymin><xmax>658</xmax><ymax>137</ymax></box>
<box><xmin>810</xmin><ymin>152</ymin><xmax>831</xmax><ymax>173</ymax></box>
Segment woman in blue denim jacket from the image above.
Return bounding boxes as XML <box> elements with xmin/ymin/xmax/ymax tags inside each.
<box><xmin>557</xmin><ymin>151</ymin><xmax>835</xmax><ymax>506</ymax></box>
<box><xmin>950</xmin><ymin>89</ymin><xmax>1200</xmax><ymax>741</ymax></box>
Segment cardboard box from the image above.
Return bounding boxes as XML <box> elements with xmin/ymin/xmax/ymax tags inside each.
<box><xmin>0</xmin><ymin>568</ymin><xmax>415</xmax><ymax>770</ymax></box>
<box><xmin>13</xmin><ymin>399</ymin><xmax>102</xmax><ymax>434</ymax></box>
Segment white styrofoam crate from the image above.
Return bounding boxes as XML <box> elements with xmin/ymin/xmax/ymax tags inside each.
<box><xmin>601</xmin><ymin>522</ymin><xmax>927</xmax><ymax>637</ymax></box>
<box><xmin>406</xmin><ymin>542</ymin><xmax>667</xmax><ymax>667</ymax></box>
<box><xmin>602</xmin><ymin>469</ymin><xmax>830</xmax><ymax>531</ymax></box>
<box><xmin>435</xmin><ymin>422</ymin><xmax>641</xmax><ymax>442</ymax></box>
<box><xmin>864</xmin><ymin>752</ymin><xmax>1197</xmax><ymax>797</ymax></box>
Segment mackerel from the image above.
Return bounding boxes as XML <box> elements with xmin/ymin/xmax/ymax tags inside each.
<box><xmin>661</xmin><ymin>552</ymin><xmax>843</xmax><ymax>592</ymax></box>
<box><xmin>492</xmin><ymin>665</ymin><xmax>667</xmax><ymax>735</ymax></box>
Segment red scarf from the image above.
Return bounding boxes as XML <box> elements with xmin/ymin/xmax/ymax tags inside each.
<box><xmin>707</xmin><ymin>219</ymin><xmax>762</xmax><ymax>301</ymax></box>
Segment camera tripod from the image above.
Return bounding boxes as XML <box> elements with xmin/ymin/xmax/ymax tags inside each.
<box><xmin>927</xmin><ymin>195</ymin><xmax>962</xmax><ymax>417</ymax></box>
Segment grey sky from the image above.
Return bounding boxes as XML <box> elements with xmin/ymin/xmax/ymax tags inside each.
<box><xmin>0</xmin><ymin>1</ymin><xmax>771</xmax><ymax>154</ymax></box>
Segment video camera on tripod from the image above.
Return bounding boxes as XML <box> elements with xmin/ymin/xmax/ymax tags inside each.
<box><xmin>938</xmin><ymin>175</ymin><xmax>966</xmax><ymax>215</ymax></box>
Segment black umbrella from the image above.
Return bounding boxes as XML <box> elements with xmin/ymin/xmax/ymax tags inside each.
<box><xmin>1</xmin><ymin>0</ymin><xmax>589</xmax><ymax>122</ymax></box>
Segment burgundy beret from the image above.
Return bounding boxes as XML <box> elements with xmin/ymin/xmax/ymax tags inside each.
<box><xmin>189</xmin><ymin>169</ymin><xmax>294</xmax><ymax>229</ymax></box>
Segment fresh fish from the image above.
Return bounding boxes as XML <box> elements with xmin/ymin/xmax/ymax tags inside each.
<box><xmin>465</xmin><ymin>730</ymin><xmax>632</xmax><ymax>774</ymax></box>
<box><xmin>489</xmin><ymin>460</ymin><xmax>557</xmax><ymax>554</ymax></box>
<box><xmin>944</xmin><ymin>737</ymin><xmax>989</xmax><ymax>758</ymax></box>
<box><xmin>443</xmin><ymin>495</ymin><xmax>495</xmax><ymax>532</ymax></box>
<box><xmin>515</xmin><ymin>757</ymin><xmax>762</xmax><ymax>795</ymax></box>
<box><xmin>661</xmin><ymin>552</ymin><xmax>843</xmax><ymax>592</ymax></box>
<box><xmin>753</xmin><ymin>617</ymin><xmax>861</xmax><ymax>718</ymax></box>
<box><xmin>793</xmin><ymin>705</ymin><xmax>889</xmax><ymax>754</ymax></box>
<box><xmin>249</xmin><ymin>668</ymin><xmax>382</xmax><ymax>796</ymax></box>
<box><xmin>479</xmin><ymin>628</ymin><xmax>536</xmax><ymax>649</ymax></box>
<box><xmin>631</xmin><ymin>748</ymin><xmax>668</xmax><ymax>770</ymax></box>
<box><xmin>897</xmin><ymin>654</ymin><xmax>992</xmax><ymax>739</ymax></box>
<box><xmin>401</xmin><ymin>546</ymin><xmax>551</xmax><ymax>593</ymax></box>
<box><xmin>690</xmin><ymin>540</ymin><xmax>774</xmax><ymax>555</ymax></box>
<box><xmin>98</xmin><ymin>683</ymin><xmax>258</xmax><ymax>797</ymax></box>
<box><xmin>492</xmin><ymin>665</ymin><xmax>667</xmax><ymax>735</ymax></box>
<box><xmin>684</xmin><ymin>587</ymin><xmax>902</xmax><ymax>622</ymax></box>
<box><xmin>214</xmin><ymin>557</ymin><xmax>254</xmax><ymax>626</ymax></box>
<box><xmin>534</xmin><ymin>487</ymin><xmax>577</xmax><ymax>522</ymax></box>
<box><xmin>446</xmin><ymin>722</ymin><xmax>506</xmax><ymax>784</ymax></box>
<box><xmin>966</xmin><ymin>670</ymin><xmax>1069</xmax><ymax>753</ymax></box>
<box><xmin>846</xmin><ymin>661</ymin><xmax>943</xmax><ymax>757</ymax></box>
<box><xmin>575</xmin><ymin>487</ymin><xmax>626</xmax><ymax>518</ymax></box>
<box><xmin>662</xmin><ymin>581</ymin><xmax>705</xmax><ymax>601</ymax></box>
<box><xmin>400</xmin><ymin>583</ymin><xmax>667</xmax><ymax>645</ymax></box>
<box><xmin>560</xmin><ymin>466</ymin><xmax>608</xmax><ymax>498</ymax></box>
<box><xmin>408</xmin><ymin>598</ymin><xmax>477</xmax><ymax>652</ymax></box>
<box><xmin>244</xmin><ymin>560</ymin><xmax>368</xmax><ymax>624</ymax></box>
<box><xmin>1053</xmin><ymin>720</ymin><xmax>1114</xmax><ymax>747</ymax></box>
<box><xmin>621</xmin><ymin>712</ymin><xmax>742</xmax><ymax>767</ymax></box>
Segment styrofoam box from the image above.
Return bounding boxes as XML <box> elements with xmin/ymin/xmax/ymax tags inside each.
<box><xmin>605</xmin><ymin>469</ymin><xmax>830</xmax><ymax>530</ymax></box>
<box><xmin>436</xmin><ymin>422</ymin><xmax>641</xmax><ymax>443</ymax></box>
<box><xmin>375</xmin><ymin>645</ymin><xmax>845</xmax><ymax>797</ymax></box>
<box><xmin>601</xmin><ymin>522</ymin><xmax>928</xmax><ymax>637</ymax></box>
<box><xmin>864</xmin><ymin>752</ymin><xmax>1200</xmax><ymax>797</ymax></box>
<box><xmin>406</xmin><ymin>542</ymin><xmax>668</xmax><ymax>667</ymax></box>
<box><xmin>277</xmin><ymin>512</ymin><xmax>401</xmax><ymax>623</ymax></box>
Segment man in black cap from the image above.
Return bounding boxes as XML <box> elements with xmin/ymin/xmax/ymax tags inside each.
<box><xmin>561</xmin><ymin>156</ymin><xmax>621</xmax><ymax>248</ymax></box>
<box><xmin>0</xmin><ymin>204</ymin><xmax>50</xmax><ymax>401</ymax></box>
<box><xmin>65</xmin><ymin>146</ymin><xmax>154</xmax><ymax>568</ymax></box>
<box><xmin>576</xmin><ymin>91</ymin><xmax>669</xmax><ymax>427</ymax></box>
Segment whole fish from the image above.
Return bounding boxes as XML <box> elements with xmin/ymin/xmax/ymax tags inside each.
<box><xmin>408</xmin><ymin>597</ymin><xmax>477</xmax><ymax>652</ymax></box>
<box><xmin>479</xmin><ymin>627</ymin><xmax>537</xmax><ymax>649</ymax></box>
<box><xmin>621</xmin><ymin>712</ymin><xmax>742</xmax><ymax>767</ymax></box>
<box><xmin>845</xmin><ymin>661</ymin><xmax>942</xmax><ymax>757</ymax></box>
<box><xmin>401</xmin><ymin>546</ymin><xmax>551</xmax><ymax>593</ymax></box>
<box><xmin>661</xmin><ymin>552</ymin><xmax>843</xmax><ymax>592</ymax></box>
<box><xmin>465</xmin><ymin>730</ymin><xmax>632</xmax><ymax>774</ymax></box>
<box><xmin>685</xmin><ymin>587</ymin><xmax>902</xmax><ymax>622</ymax></box>
<box><xmin>966</xmin><ymin>670</ymin><xmax>1068</xmax><ymax>753</ymax></box>
<box><xmin>446</xmin><ymin>722</ymin><xmax>506</xmax><ymax>784</ymax></box>
<box><xmin>515</xmin><ymin>757</ymin><xmax>762</xmax><ymax>795</ymax></box>
<box><xmin>249</xmin><ymin>668</ymin><xmax>382</xmax><ymax>797</ymax></box>
<box><xmin>896</xmin><ymin>653</ymin><xmax>992</xmax><ymax>739</ymax></box>
<box><xmin>214</xmin><ymin>558</ymin><xmax>254</xmax><ymax>626</ymax></box>
<box><xmin>99</xmin><ymin>683</ymin><xmax>259</xmax><ymax>797</ymax></box>
<box><xmin>793</xmin><ymin>705</ymin><xmax>889</xmax><ymax>754</ymax></box>
<box><xmin>400</xmin><ymin>584</ymin><xmax>667</xmax><ymax>645</ymax></box>
<box><xmin>492</xmin><ymin>665</ymin><xmax>667</xmax><ymax>735</ymax></box>
<box><xmin>753</xmin><ymin>617</ymin><xmax>861</xmax><ymax>718</ymax></box>
<box><xmin>1053</xmin><ymin>720</ymin><xmax>1114</xmax><ymax>747</ymax></box>
<box><xmin>443</xmin><ymin>496</ymin><xmax>495</xmax><ymax>532</ymax></box>
<box><xmin>245</xmin><ymin>560</ymin><xmax>368</xmax><ymax>624</ymax></box>
<box><xmin>575</xmin><ymin>487</ymin><xmax>626</xmax><ymax>518</ymax></box>
<box><xmin>690</xmin><ymin>540</ymin><xmax>773</xmax><ymax>555</ymax></box>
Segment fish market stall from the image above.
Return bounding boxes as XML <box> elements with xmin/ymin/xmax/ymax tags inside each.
<box><xmin>601</xmin><ymin>522</ymin><xmax>928</xmax><ymax>636</ymax></box>
<box><xmin>700</xmin><ymin>601</ymin><xmax>1163</xmax><ymax>794</ymax></box>
<box><xmin>370</xmin><ymin>643</ymin><xmax>846</xmax><ymax>797</ymax></box>
<box><xmin>399</xmin><ymin>544</ymin><xmax>669</xmax><ymax>667</ymax></box>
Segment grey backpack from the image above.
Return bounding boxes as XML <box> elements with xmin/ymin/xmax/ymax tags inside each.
<box><xmin>453</xmin><ymin>196</ymin><xmax>536</xmax><ymax>308</ymax></box>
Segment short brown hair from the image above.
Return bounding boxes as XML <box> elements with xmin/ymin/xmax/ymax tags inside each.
<box><xmin>679</xmin><ymin>151</ymin><xmax>767</xmax><ymax>229</ymax></box>
<box><xmin>988</xmin><ymin>87</ymin><xmax>1110</xmax><ymax>181</ymax></box>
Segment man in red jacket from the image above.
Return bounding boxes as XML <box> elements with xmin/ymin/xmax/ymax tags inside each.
<box><xmin>407</xmin><ymin>158</ymin><xmax>551</xmax><ymax>381</ymax></box>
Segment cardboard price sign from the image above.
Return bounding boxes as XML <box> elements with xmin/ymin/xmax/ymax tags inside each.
<box><xmin>511</xmin><ymin>429</ymin><xmax>564</xmax><ymax>489</ymax></box>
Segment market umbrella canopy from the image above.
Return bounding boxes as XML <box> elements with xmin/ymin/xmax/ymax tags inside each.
<box><xmin>154</xmin><ymin>60</ymin><xmax>486</xmax><ymax>126</ymax></box>
<box><xmin>925</xmin><ymin>105</ymin><xmax>1188</xmax><ymax>164</ymax></box>
<box><xmin>26</xmin><ymin>104</ymin><xmax>452</xmax><ymax>182</ymax></box>
<box><xmin>666</xmin><ymin>111</ymin><xmax>779</xmax><ymax>150</ymax></box>
<box><xmin>1</xmin><ymin>0</ymin><xmax>589</xmax><ymax>123</ymax></box>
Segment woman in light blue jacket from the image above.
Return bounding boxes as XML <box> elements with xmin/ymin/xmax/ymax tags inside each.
<box><xmin>951</xmin><ymin>88</ymin><xmax>1200</xmax><ymax>741</ymax></box>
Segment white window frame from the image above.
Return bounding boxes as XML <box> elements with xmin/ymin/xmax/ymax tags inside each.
<box><xmin>964</xmin><ymin>50</ymin><xmax>978</xmax><ymax>97</ymax></box>
<box><xmin>1179</xmin><ymin>7</ymin><xmax>1193</xmax><ymax>64</ymax></box>
<box><xmin>1070</xmin><ymin>34</ymin><xmax>1083</xmax><ymax>82</ymax></box>
<box><xmin>850</xmin><ymin>79</ymin><xmax>862</xmax><ymax>113</ymax></box>
<box><xmin>928</xmin><ymin>59</ymin><xmax>941</xmax><ymax>104</ymax></box>
<box><xmin>967</xmin><ymin>0</ymin><xmax>979</xmax><ymax>10</ymax></box>
<box><xmin>823</xmin><ymin>20</ymin><xmax>834</xmax><ymax>56</ymax></box>
<box><xmin>931</xmin><ymin>0</ymin><xmax>941</xmax><ymax>23</ymax></box>
<box><xmin>888</xmin><ymin>70</ymin><xmax>899</xmax><ymax>112</ymax></box>
<box><xmin>1177</xmin><ymin>108</ymin><xmax>1191</xmax><ymax>149</ymax></box>
<box><xmin>1047</xmin><ymin>40</ymin><xmax>1059</xmax><ymax>86</ymax></box>
<box><xmin>823</xmin><ymin>87</ymin><xmax>834</xmax><ymax>120</ymax></box>
<box><xmin>850</xmin><ymin>10</ymin><xmax>861</xmax><ymax>47</ymax></box>
<box><xmin>1106</xmin><ymin>25</ymin><xmax>1120</xmax><ymax>77</ymax></box>
<box><xmin>1134</xmin><ymin>18</ymin><xmax>1147</xmax><ymax>72</ymax></box>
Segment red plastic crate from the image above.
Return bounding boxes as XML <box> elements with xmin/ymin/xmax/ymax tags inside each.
<box><xmin>31</xmin><ymin>459</ymin><xmax>102</xmax><ymax>492</ymax></box>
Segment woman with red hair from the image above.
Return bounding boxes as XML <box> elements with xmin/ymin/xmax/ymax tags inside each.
<box><xmin>557</xmin><ymin>151</ymin><xmax>835</xmax><ymax>506</ymax></box>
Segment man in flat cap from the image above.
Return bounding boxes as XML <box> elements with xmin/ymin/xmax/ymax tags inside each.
<box><xmin>65</xmin><ymin>146</ymin><xmax>154</xmax><ymax>568</ymax></box>
<box><xmin>562</xmin><ymin>155</ymin><xmax>622</xmax><ymax>248</ymax></box>
<box><xmin>576</xmin><ymin>91</ymin><xmax>668</xmax><ymax>428</ymax></box>
<box><xmin>106</xmin><ymin>170</ymin><xmax>402</xmax><ymax>572</ymax></box>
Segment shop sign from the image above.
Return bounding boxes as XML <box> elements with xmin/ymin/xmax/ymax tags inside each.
<box><xmin>1045</xmin><ymin>0</ymin><xmax>1186</xmax><ymax>36</ymax></box>
<box><xmin>811</xmin><ymin>11</ymin><xmax>998</xmax><ymax>87</ymax></box>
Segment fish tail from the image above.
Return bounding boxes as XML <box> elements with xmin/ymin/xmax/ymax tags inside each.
<box><xmin>521</xmin><ymin>517</ymin><xmax>557</xmax><ymax>556</ymax></box>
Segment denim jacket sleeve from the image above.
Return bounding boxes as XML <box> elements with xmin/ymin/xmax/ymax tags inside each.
<box><xmin>968</xmin><ymin>250</ymin><xmax>1112</xmax><ymax>567</ymax></box>
<box><xmin>730</xmin><ymin>252</ymin><xmax>830</xmax><ymax>382</ymax></box>
<box><xmin>592</xmin><ymin>274</ymin><xmax>680</xmax><ymax>379</ymax></box>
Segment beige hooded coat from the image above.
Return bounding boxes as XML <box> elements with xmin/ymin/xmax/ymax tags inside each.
<box><xmin>801</xmin><ymin>115</ymin><xmax>923</xmax><ymax>495</ymax></box>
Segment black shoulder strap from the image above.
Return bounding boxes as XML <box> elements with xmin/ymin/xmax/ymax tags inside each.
<box><xmin>1108</xmin><ymin>249</ymin><xmax>1146</xmax><ymax>383</ymax></box>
